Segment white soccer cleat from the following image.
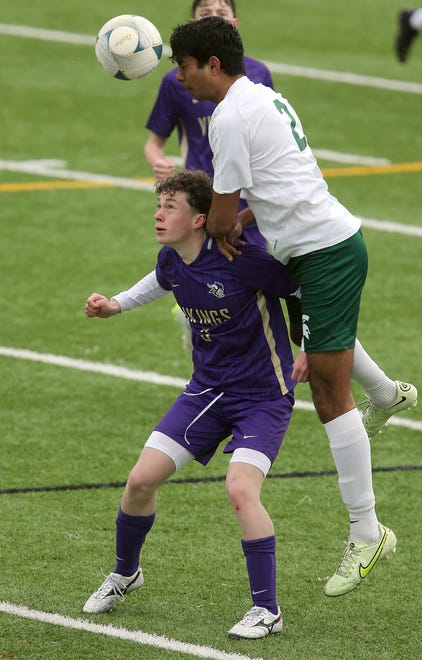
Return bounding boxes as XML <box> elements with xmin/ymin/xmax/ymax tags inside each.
<box><xmin>227</xmin><ymin>605</ymin><xmax>283</xmax><ymax>639</ymax></box>
<box><xmin>83</xmin><ymin>568</ymin><xmax>144</xmax><ymax>613</ymax></box>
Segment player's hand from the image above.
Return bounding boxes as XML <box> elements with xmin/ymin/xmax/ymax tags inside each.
<box><xmin>85</xmin><ymin>293</ymin><xmax>120</xmax><ymax>318</ymax></box>
<box><xmin>153</xmin><ymin>158</ymin><xmax>176</xmax><ymax>180</ymax></box>
<box><xmin>215</xmin><ymin>222</ymin><xmax>245</xmax><ymax>261</ymax></box>
<box><xmin>292</xmin><ymin>351</ymin><xmax>309</xmax><ymax>382</ymax></box>
<box><xmin>215</xmin><ymin>237</ymin><xmax>242</xmax><ymax>261</ymax></box>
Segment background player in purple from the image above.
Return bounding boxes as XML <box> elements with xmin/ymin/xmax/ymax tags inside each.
<box><xmin>83</xmin><ymin>170</ymin><xmax>302</xmax><ymax>639</ymax></box>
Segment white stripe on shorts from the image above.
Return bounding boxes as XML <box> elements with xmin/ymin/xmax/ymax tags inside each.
<box><xmin>145</xmin><ymin>431</ymin><xmax>194</xmax><ymax>470</ymax></box>
<box><xmin>230</xmin><ymin>448</ymin><xmax>271</xmax><ymax>477</ymax></box>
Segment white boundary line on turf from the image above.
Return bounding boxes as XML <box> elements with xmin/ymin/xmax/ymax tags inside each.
<box><xmin>0</xmin><ymin>159</ymin><xmax>154</xmax><ymax>192</ymax></box>
<box><xmin>1</xmin><ymin>159</ymin><xmax>421</xmax><ymax>238</ymax></box>
<box><xmin>0</xmin><ymin>346</ymin><xmax>420</xmax><ymax>433</ymax></box>
<box><xmin>0</xmin><ymin>23</ymin><xmax>422</xmax><ymax>95</ymax></box>
<box><xmin>0</xmin><ymin>602</ymin><xmax>263</xmax><ymax>660</ymax></box>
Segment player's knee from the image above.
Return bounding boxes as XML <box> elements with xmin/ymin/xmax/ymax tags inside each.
<box><xmin>225</xmin><ymin>477</ymin><xmax>252</xmax><ymax>511</ymax></box>
<box><xmin>126</xmin><ymin>467</ymin><xmax>159</xmax><ymax>498</ymax></box>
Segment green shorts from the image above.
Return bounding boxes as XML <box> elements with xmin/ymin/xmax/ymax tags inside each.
<box><xmin>287</xmin><ymin>232</ymin><xmax>368</xmax><ymax>353</ymax></box>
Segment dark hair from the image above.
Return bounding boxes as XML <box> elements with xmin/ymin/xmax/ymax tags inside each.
<box><xmin>170</xmin><ymin>16</ymin><xmax>244</xmax><ymax>76</ymax></box>
<box><xmin>191</xmin><ymin>0</ymin><xmax>237</xmax><ymax>17</ymax></box>
<box><xmin>155</xmin><ymin>170</ymin><xmax>213</xmax><ymax>215</ymax></box>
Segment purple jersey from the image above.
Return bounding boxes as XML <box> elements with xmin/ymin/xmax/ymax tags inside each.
<box><xmin>155</xmin><ymin>238</ymin><xmax>297</xmax><ymax>400</ymax></box>
<box><xmin>146</xmin><ymin>56</ymin><xmax>273</xmax><ymax>177</ymax></box>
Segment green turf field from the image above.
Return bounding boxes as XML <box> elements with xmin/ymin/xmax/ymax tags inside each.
<box><xmin>1</xmin><ymin>1</ymin><xmax>421</xmax><ymax>658</ymax></box>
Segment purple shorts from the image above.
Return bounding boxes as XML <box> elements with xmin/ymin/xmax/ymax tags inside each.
<box><xmin>154</xmin><ymin>384</ymin><xmax>294</xmax><ymax>466</ymax></box>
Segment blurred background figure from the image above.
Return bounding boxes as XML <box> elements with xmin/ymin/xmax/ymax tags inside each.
<box><xmin>395</xmin><ymin>8</ymin><xmax>422</xmax><ymax>61</ymax></box>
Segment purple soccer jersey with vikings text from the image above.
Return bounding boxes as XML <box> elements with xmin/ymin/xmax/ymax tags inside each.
<box><xmin>146</xmin><ymin>57</ymin><xmax>273</xmax><ymax>177</ymax></box>
<box><xmin>155</xmin><ymin>238</ymin><xmax>297</xmax><ymax>400</ymax></box>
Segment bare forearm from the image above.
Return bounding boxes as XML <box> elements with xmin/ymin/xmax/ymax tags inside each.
<box><xmin>144</xmin><ymin>133</ymin><xmax>175</xmax><ymax>180</ymax></box>
<box><xmin>237</xmin><ymin>206</ymin><xmax>256</xmax><ymax>229</ymax></box>
<box><xmin>144</xmin><ymin>138</ymin><xmax>164</xmax><ymax>167</ymax></box>
<box><xmin>206</xmin><ymin>210</ymin><xmax>236</xmax><ymax>238</ymax></box>
<box><xmin>206</xmin><ymin>190</ymin><xmax>242</xmax><ymax>238</ymax></box>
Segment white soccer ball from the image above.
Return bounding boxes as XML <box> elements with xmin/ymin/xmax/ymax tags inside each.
<box><xmin>95</xmin><ymin>14</ymin><xmax>162</xmax><ymax>80</ymax></box>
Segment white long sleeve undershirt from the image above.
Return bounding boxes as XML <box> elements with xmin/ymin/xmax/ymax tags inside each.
<box><xmin>112</xmin><ymin>270</ymin><xmax>169</xmax><ymax>312</ymax></box>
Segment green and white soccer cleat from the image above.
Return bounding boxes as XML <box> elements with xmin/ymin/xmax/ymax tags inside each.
<box><xmin>83</xmin><ymin>568</ymin><xmax>144</xmax><ymax>613</ymax></box>
<box><xmin>227</xmin><ymin>606</ymin><xmax>283</xmax><ymax>639</ymax></box>
<box><xmin>324</xmin><ymin>524</ymin><xmax>397</xmax><ymax>597</ymax></box>
<box><xmin>361</xmin><ymin>381</ymin><xmax>418</xmax><ymax>437</ymax></box>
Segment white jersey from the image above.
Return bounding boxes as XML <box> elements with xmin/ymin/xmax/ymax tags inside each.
<box><xmin>209</xmin><ymin>76</ymin><xmax>360</xmax><ymax>264</ymax></box>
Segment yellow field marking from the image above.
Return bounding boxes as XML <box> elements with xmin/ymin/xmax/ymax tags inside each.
<box><xmin>0</xmin><ymin>162</ymin><xmax>420</xmax><ymax>193</ymax></box>
<box><xmin>322</xmin><ymin>161</ymin><xmax>422</xmax><ymax>178</ymax></box>
<box><xmin>0</xmin><ymin>180</ymin><xmax>112</xmax><ymax>192</ymax></box>
<box><xmin>0</xmin><ymin>178</ymin><xmax>155</xmax><ymax>193</ymax></box>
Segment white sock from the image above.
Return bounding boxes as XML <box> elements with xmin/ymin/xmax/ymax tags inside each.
<box><xmin>324</xmin><ymin>408</ymin><xmax>379</xmax><ymax>544</ymax></box>
<box><xmin>352</xmin><ymin>339</ymin><xmax>397</xmax><ymax>407</ymax></box>
<box><xmin>410</xmin><ymin>9</ymin><xmax>422</xmax><ymax>31</ymax></box>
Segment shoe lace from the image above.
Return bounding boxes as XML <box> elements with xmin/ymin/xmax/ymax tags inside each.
<box><xmin>95</xmin><ymin>571</ymin><xmax>126</xmax><ymax>603</ymax></box>
<box><xmin>358</xmin><ymin>396</ymin><xmax>373</xmax><ymax>415</ymax></box>
<box><xmin>336</xmin><ymin>542</ymin><xmax>361</xmax><ymax>578</ymax></box>
<box><xmin>240</xmin><ymin>606</ymin><xmax>268</xmax><ymax>626</ymax></box>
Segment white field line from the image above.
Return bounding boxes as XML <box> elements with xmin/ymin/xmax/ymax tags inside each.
<box><xmin>263</xmin><ymin>59</ymin><xmax>422</xmax><ymax>95</ymax></box>
<box><xmin>0</xmin><ymin>346</ymin><xmax>420</xmax><ymax>433</ymax></box>
<box><xmin>312</xmin><ymin>150</ymin><xmax>390</xmax><ymax>166</ymax></box>
<box><xmin>0</xmin><ymin>602</ymin><xmax>263</xmax><ymax>660</ymax></box>
<box><xmin>1</xmin><ymin>160</ymin><xmax>421</xmax><ymax>238</ymax></box>
<box><xmin>0</xmin><ymin>23</ymin><xmax>96</xmax><ymax>45</ymax></box>
<box><xmin>361</xmin><ymin>217</ymin><xmax>422</xmax><ymax>238</ymax></box>
<box><xmin>0</xmin><ymin>23</ymin><xmax>422</xmax><ymax>95</ymax></box>
<box><xmin>0</xmin><ymin>159</ymin><xmax>155</xmax><ymax>192</ymax></box>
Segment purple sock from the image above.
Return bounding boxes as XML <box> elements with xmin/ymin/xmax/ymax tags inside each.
<box><xmin>241</xmin><ymin>535</ymin><xmax>278</xmax><ymax>615</ymax></box>
<box><xmin>114</xmin><ymin>508</ymin><xmax>155</xmax><ymax>576</ymax></box>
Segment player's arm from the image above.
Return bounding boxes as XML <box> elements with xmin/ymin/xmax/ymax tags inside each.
<box><xmin>285</xmin><ymin>295</ymin><xmax>303</xmax><ymax>347</ymax></box>
<box><xmin>144</xmin><ymin>132</ymin><xmax>176</xmax><ymax>180</ymax></box>
<box><xmin>292</xmin><ymin>350</ymin><xmax>308</xmax><ymax>382</ymax></box>
<box><xmin>237</xmin><ymin>205</ymin><xmax>256</xmax><ymax>229</ymax></box>
<box><xmin>207</xmin><ymin>190</ymin><xmax>244</xmax><ymax>260</ymax></box>
<box><xmin>284</xmin><ymin>290</ymin><xmax>308</xmax><ymax>381</ymax></box>
<box><xmin>85</xmin><ymin>271</ymin><xmax>169</xmax><ymax>319</ymax></box>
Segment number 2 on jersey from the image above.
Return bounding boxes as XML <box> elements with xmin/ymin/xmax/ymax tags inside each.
<box><xmin>273</xmin><ymin>99</ymin><xmax>308</xmax><ymax>151</ymax></box>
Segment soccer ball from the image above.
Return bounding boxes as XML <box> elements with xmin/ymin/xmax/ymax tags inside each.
<box><xmin>95</xmin><ymin>14</ymin><xmax>162</xmax><ymax>80</ymax></box>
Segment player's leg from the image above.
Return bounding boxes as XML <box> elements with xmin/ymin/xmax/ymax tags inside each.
<box><xmin>226</xmin><ymin>459</ymin><xmax>273</xmax><ymax>539</ymax></box>
<box><xmin>83</xmin><ymin>431</ymin><xmax>195</xmax><ymax>614</ymax></box>
<box><xmin>225</xmin><ymin>457</ymin><xmax>282</xmax><ymax>639</ymax></box>
<box><xmin>308</xmin><ymin>351</ymin><xmax>398</xmax><ymax>597</ymax></box>
<box><xmin>289</xmin><ymin>233</ymin><xmax>396</xmax><ymax>595</ymax></box>
<box><xmin>224</xmin><ymin>396</ymin><xmax>292</xmax><ymax>639</ymax></box>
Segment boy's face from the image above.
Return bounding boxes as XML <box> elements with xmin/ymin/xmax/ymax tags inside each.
<box><xmin>154</xmin><ymin>191</ymin><xmax>203</xmax><ymax>246</ymax></box>
<box><xmin>193</xmin><ymin>0</ymin><xmax>237</xmax><ymax>26</ymax></box>
<box><xmin>175</xmin><ymin>55</ymin><xmax>216</xmax><ymax>102</ymax></box>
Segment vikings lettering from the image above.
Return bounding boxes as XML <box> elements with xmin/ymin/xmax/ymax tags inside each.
<box><xmin>181</xmin><ymin>306</ymin><xmax>231</xmax><ymax>325</ymax></box>
<box><xmin>198</xmin><ymin>115</ymin><xmax>212</xmax><ymax>136</ymax></box>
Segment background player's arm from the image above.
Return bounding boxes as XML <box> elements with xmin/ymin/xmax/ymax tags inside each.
<box><xmin>144</xmin><ymin>132</ymin><xmax>176</xmax><ymax>180</ymax></box>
